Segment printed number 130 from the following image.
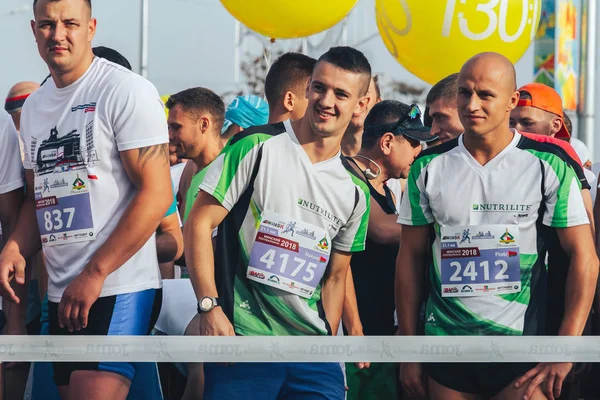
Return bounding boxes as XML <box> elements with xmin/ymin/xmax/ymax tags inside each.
<box><xmin>260</xmin><ymin>249</ymin><xmax>316</xmax><ymax>282</ymax></box>
<box><xmin>44</xmin><ymin>208</ymin><xmax>75</xmax><ymax>231</ymax></box>
<box><xmin>449</xmin><ymin>260</ymin><xmax>509</xmax><ymax>282</ymax></box>
<box><xmin>442</xmin><ymin>0</ymin><xmax>539</xmax><ymax>42</ymax></box>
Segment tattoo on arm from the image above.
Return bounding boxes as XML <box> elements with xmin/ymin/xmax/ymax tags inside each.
<box><xmin>137</xmin><ymin>144</ymin><xmax>169</xmax><ymax>168</ymax></box>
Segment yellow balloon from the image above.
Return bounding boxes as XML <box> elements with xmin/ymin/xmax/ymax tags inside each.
<box><xmin>221</xmin><ymin>0</ymin><xmax>358</xmax><ymax>39</ymax></box>
<box><xmin>376</xmin><ymin>0</ymin><xmax>542</xmax><ymax>84</ymax></box>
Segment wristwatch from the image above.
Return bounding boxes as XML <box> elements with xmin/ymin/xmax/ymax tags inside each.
<box><xmin>197</xmin><ymin>296</ymin><xmax>220</xmax><ymax>313</ymax></box>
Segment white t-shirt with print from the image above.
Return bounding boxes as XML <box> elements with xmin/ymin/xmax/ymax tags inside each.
<box><xmin>20</xmin><ymin>57</ymin><xmax>168</xmax><ymax>302</ymax></box>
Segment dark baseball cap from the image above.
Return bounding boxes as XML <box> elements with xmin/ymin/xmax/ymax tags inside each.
<box><xmin>363</xmin><ymin>101</ymin><xmax>438</xmax><ymax>143</ymax></box>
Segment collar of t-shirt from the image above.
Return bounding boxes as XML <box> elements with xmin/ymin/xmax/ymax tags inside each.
<box><xmin>283</xmin><ymin>119</ymin><xmax>342</xmax><ymax>171</ymax></box>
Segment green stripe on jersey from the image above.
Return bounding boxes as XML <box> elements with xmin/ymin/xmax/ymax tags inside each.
<box><xmin>346</xmin><ymin>172</ymin><xmax>371</xmax><ymax>252</ymax></box>
<box><xmin>183</xmin><ymin>166</ymin><xmax>209</xmax><ymax>223</ymax></box>
<box><xmin>407</xmin><ymin>153</ymin><xmax>441</xmax><ymax>225</ymax></box>
<box><xmin>525</xmin><ymin>149</ymin><xmax>582</xmax><ymax>227</ymax></box>
<box><xmin>211</xmin><ymin>133</ymin><xmax>273</xmax><ymax>204</ymax></box>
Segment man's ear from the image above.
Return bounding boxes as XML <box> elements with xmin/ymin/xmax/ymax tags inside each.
<box><xmin>507</xmin><ymin>90</ymin><xmax>520</xmax><ymax>112</ymax></box>
<box><xmin>283</xmin><ymin>91</ymin><xmax>294</xmax><ymax>113</ymax></box>
<box><xmin>198</xmin><ymin>116</ymin><xmax>209</xmax><ymax>133</ymax></box>
<box><xmin>550</xmin><ymin>117</ymin><xmax>563</xmax><ymax>137</ymax></box>
<box><xmin>88</xmin><ymin>18</ymin><xmax>97</xmax><ymax>43</ymax></box>
<box><xmin>355</xmin><ymin>95</ymin><xmax>371</xmax><ymax>117</ymax></box>
<box><xmin>380</xmin><ymin>132</ymin><xmax>394</xmax><ymax>155</ymax></box>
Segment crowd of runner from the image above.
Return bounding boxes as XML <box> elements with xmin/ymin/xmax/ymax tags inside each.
<box><xmin>1</xmin><ymin>1</ymin><xmax>600</xmax><ymax>400</ymax></box>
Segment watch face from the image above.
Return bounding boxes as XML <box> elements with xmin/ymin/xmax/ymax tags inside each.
<box><xmin>201</xmin><ymin>297</ymin><xmax>213</xmax><ymax>310</ymax></box>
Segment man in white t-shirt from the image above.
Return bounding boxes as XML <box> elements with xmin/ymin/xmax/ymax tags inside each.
<box><xmin>0</xmin><ymin>109</ymin><xmax>25</xmax><ymax>269</ymax></box>
<box><xmin>0</xmin><ymin>108</ymin><xmax>25</xmax><ymax>301</ymax></box>
<box><xmin>0</xmin><ymin>1</ymin><xmax>172</xmax><ymax>399</ymax></box>
<box><xmin>0</xmin><ymin>109</ymin><xmax>29</xmax><ymax>397</ymax></box>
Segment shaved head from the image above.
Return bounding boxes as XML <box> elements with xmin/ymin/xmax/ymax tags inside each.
<box><xmin>460</xmin><ymin>52</ymin><xmax>517</xmax><ymax>92</ymax></box>
<box><xmin>7</xmin><ymin>81</ymin><xmax>40</xmax><ymax>99</ymax></box>
<box><xmin>456</xmin><ymin>52</ymin><xmax>519</xmax><ymax>137</ymax></box>
<box><xmin>5</xmin><ymin>81</ymin><xmax>40</xmax><ymax>130</ymax></box>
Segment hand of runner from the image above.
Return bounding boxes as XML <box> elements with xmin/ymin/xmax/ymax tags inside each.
<box><xmin>514</xmin><ymin>362</ymin><xmax>573</xmax><ymax>400</ymax></box>
<box><xmin>58</xmin><ymin>268</ymin><xmax>105</xmax><ymax>332</ymax></box>
<box><xmin>199</xmin><ymin>306</ymin><xmax>235</xmax><ymax>336</ymax></box>
<box><xmin>0</xmin><ymin>247</ymin><xmax>26</xmax><ymax>304</ymax></box>
<box><xmin>400</xmin><ymin>362</ymin><xmax>427</xmax><ymax>398</ymax></box>
<box><xmin>349</xmin><ymin>327</ymin><xmax>370</xmax><ymax>370</ymax></box>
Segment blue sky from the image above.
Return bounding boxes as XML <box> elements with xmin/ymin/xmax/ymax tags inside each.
<box><xmin>1</xmin><ymin>0</ymin><xmax>535</xmax><ymax>101</ymax></box>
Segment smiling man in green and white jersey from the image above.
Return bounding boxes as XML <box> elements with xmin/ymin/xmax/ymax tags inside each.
<box><xmin>396</xmin><ymin>52</ymin><xmax>598</xmax><ymax>400</ymax></box>
<box><xmin>185</xmin><ymin>46</ymin><xmax>372</xmax><ymax>399</ymax></box>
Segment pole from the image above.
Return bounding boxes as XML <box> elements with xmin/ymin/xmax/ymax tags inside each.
<box><xmin>140</xmin><ymin>0</ymin><xmax>149</xmax><ymax>78</ymax></box>
<box><xmin>234</xmin><ymin>21</ymin><xmax>241</xmax><ymax>84</ymax></box>
<box><xmin>579</xmin><ymin>0</ymin><xmax>596</xmax><ymax>160</ymax></box>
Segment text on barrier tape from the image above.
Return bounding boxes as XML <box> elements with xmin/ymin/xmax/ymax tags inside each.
<box><xmin>0</xmin><ymin>336</ymin><xmax>598</xmax><ymax>363</ymax></box>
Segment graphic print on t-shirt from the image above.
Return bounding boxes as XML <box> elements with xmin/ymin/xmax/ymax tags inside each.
<box><xmin>33</xmin><ymin>123</ymin><xmax>97</xmax><ymax>246</ymax></box>
<box><xmin>35</xmin><ymin>126</ymin><xmax>84</xmax><ymax>174</ymax></box>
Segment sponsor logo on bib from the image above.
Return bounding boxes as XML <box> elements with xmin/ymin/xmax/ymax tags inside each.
<box><xmin>317</xmin><ymin>237</ymin><xmax>329</xmax><ymax>251</ymax></box>
<box><xmin>499</xmin><ymin>229</ymin><xmax>515</xmax><ymax>244</ymax></box>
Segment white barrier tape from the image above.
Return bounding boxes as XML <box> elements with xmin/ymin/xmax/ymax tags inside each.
<box><xmin>0</xmin><ymin>336</ymin><xmax>598</xmax><ymax>363</ymax></box>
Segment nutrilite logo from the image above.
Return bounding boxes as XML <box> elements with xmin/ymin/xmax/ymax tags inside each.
<box><xmin>472</xmin><ymin>203</ymin><xmax>531</xmax><ymax>212</ymax></box>
<box><xmin>297</xmin><ymin>198</ymin><xmax>342</xmax><ymax>227</ymax></box>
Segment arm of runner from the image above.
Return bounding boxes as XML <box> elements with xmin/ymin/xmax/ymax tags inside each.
<box><xmin>185</xmin><ymin>134</ymin><xmax>267</xmax><ymax>336</ymax></box>
<box><xmin>582</xmin><ymin>189</ymin><xmax>595</xmax><ymax>237</ymax></box>
<box><xmin>341</xmin><ymin>267</ymin><xmax>370</xmax><ymax>370</ymax></box>
<box><xmin>516</xmin><ymin>152</ymin><xmax>599</xmax><ymax>400</ymax></box>
<box><xmin>396</xmin><ymin>224</ymin><xmax>430</xmax><ymax>398</ymax></box>
<box><xmin>156</xmin><ymin>212</ymin><xmax>184</xmax><ymax>263</ymax></box>
<box><xmin>557</xmin><ymin>224</ymin><xmax>599</xmax><ymax>334</ymax></box>
<box><xmin>321</xmin><ymin>249</ymin><xmax>351</xmax><ymax>335</ymax></box>
<box><xmin>367</xmin><ymin>199</ymin><xmax>401</xmax><ymax>245</ymax></box>
<box><xmin>395</xmin><ymin>158</ymin><xmax>434</xmax><ymax>397</ymax></box>
<box><xmin>0</xmin><ymin>189</ymin><xmax>24</xmax><ymax>246</ymax></box>
<box><xmin>341</xmin><ymin>267</ymin><xmax>363</xmax><ymax>336</ymax></box>
<box><xmin>593</xmin><ymin>185</ymin><xmax>600</xmax><ymax>334</ymax></box>
<box><xmin>0</xmin><ymin>170</ymin><xmax>41</xmax><ymax>303</ymax></box>
<box><xmin>0</xmin><ymin>188</ymin><xmax>28</xmax><ymax>333</ymax></box>
<box><xmin>58</xmin><ymin>143</ymin><xmax>173</xmax><ymax>332</ymax></box>
<box><xmin>395</xmin><ymin>225</ymin><xmax>429</xmax><ymax>336</ymax></box>
<box><xmin>395</xmin><ymin>153</ymin><xmax>432</xmax><ymax>337</ymax></box>
<box><xmin>595</xmin><ymin>186</ymin><xmax>600</xmax><ymax>247</ymax></box>
<box><xmin>516</xmin><ymin>224</ymin><xmax>598</xmax><ymax>400</ymax></box>
<box><xmin>184</xmin><ymin>191</ymin><xmax>233</xmax><ymax>336</ymax></box>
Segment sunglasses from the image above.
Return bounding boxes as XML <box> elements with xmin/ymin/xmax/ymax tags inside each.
<box><xmin>364</xmin><ymin>104</ymin><xmax>427</xmax><ymax>137</ymax></box>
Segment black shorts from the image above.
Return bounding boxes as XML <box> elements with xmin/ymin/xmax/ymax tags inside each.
<box><xmin>48</xmin><ymin>288</ymin><xmax>162</xmax><ymax>386</ymax></box>
<box><xmin>425</xmin><ymin>362</ymin><xmax>536</xmax><ymax>397</ymax></box>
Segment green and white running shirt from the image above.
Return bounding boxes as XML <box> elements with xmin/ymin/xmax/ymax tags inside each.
<box><xmin>398</xmin><ymin>132</ymin><xmax>588</xmax><ymax>336</ymax></box>
<box><xmin>200</xmin><ymin>120</ymin><xmax>370</xmax><ymax>336</ymax></box>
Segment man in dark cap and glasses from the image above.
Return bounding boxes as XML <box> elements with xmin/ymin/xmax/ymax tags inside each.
<box><xmin>342</xmin><ymin>100</ymin><xmax>437</xmax><ymax>400</ymax></box>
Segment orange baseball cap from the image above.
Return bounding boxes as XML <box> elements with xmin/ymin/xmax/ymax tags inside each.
<box><xmin>517</xmin><ymin>83</ymin><xmax>569</xmax><ymax>139</ymax></box>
